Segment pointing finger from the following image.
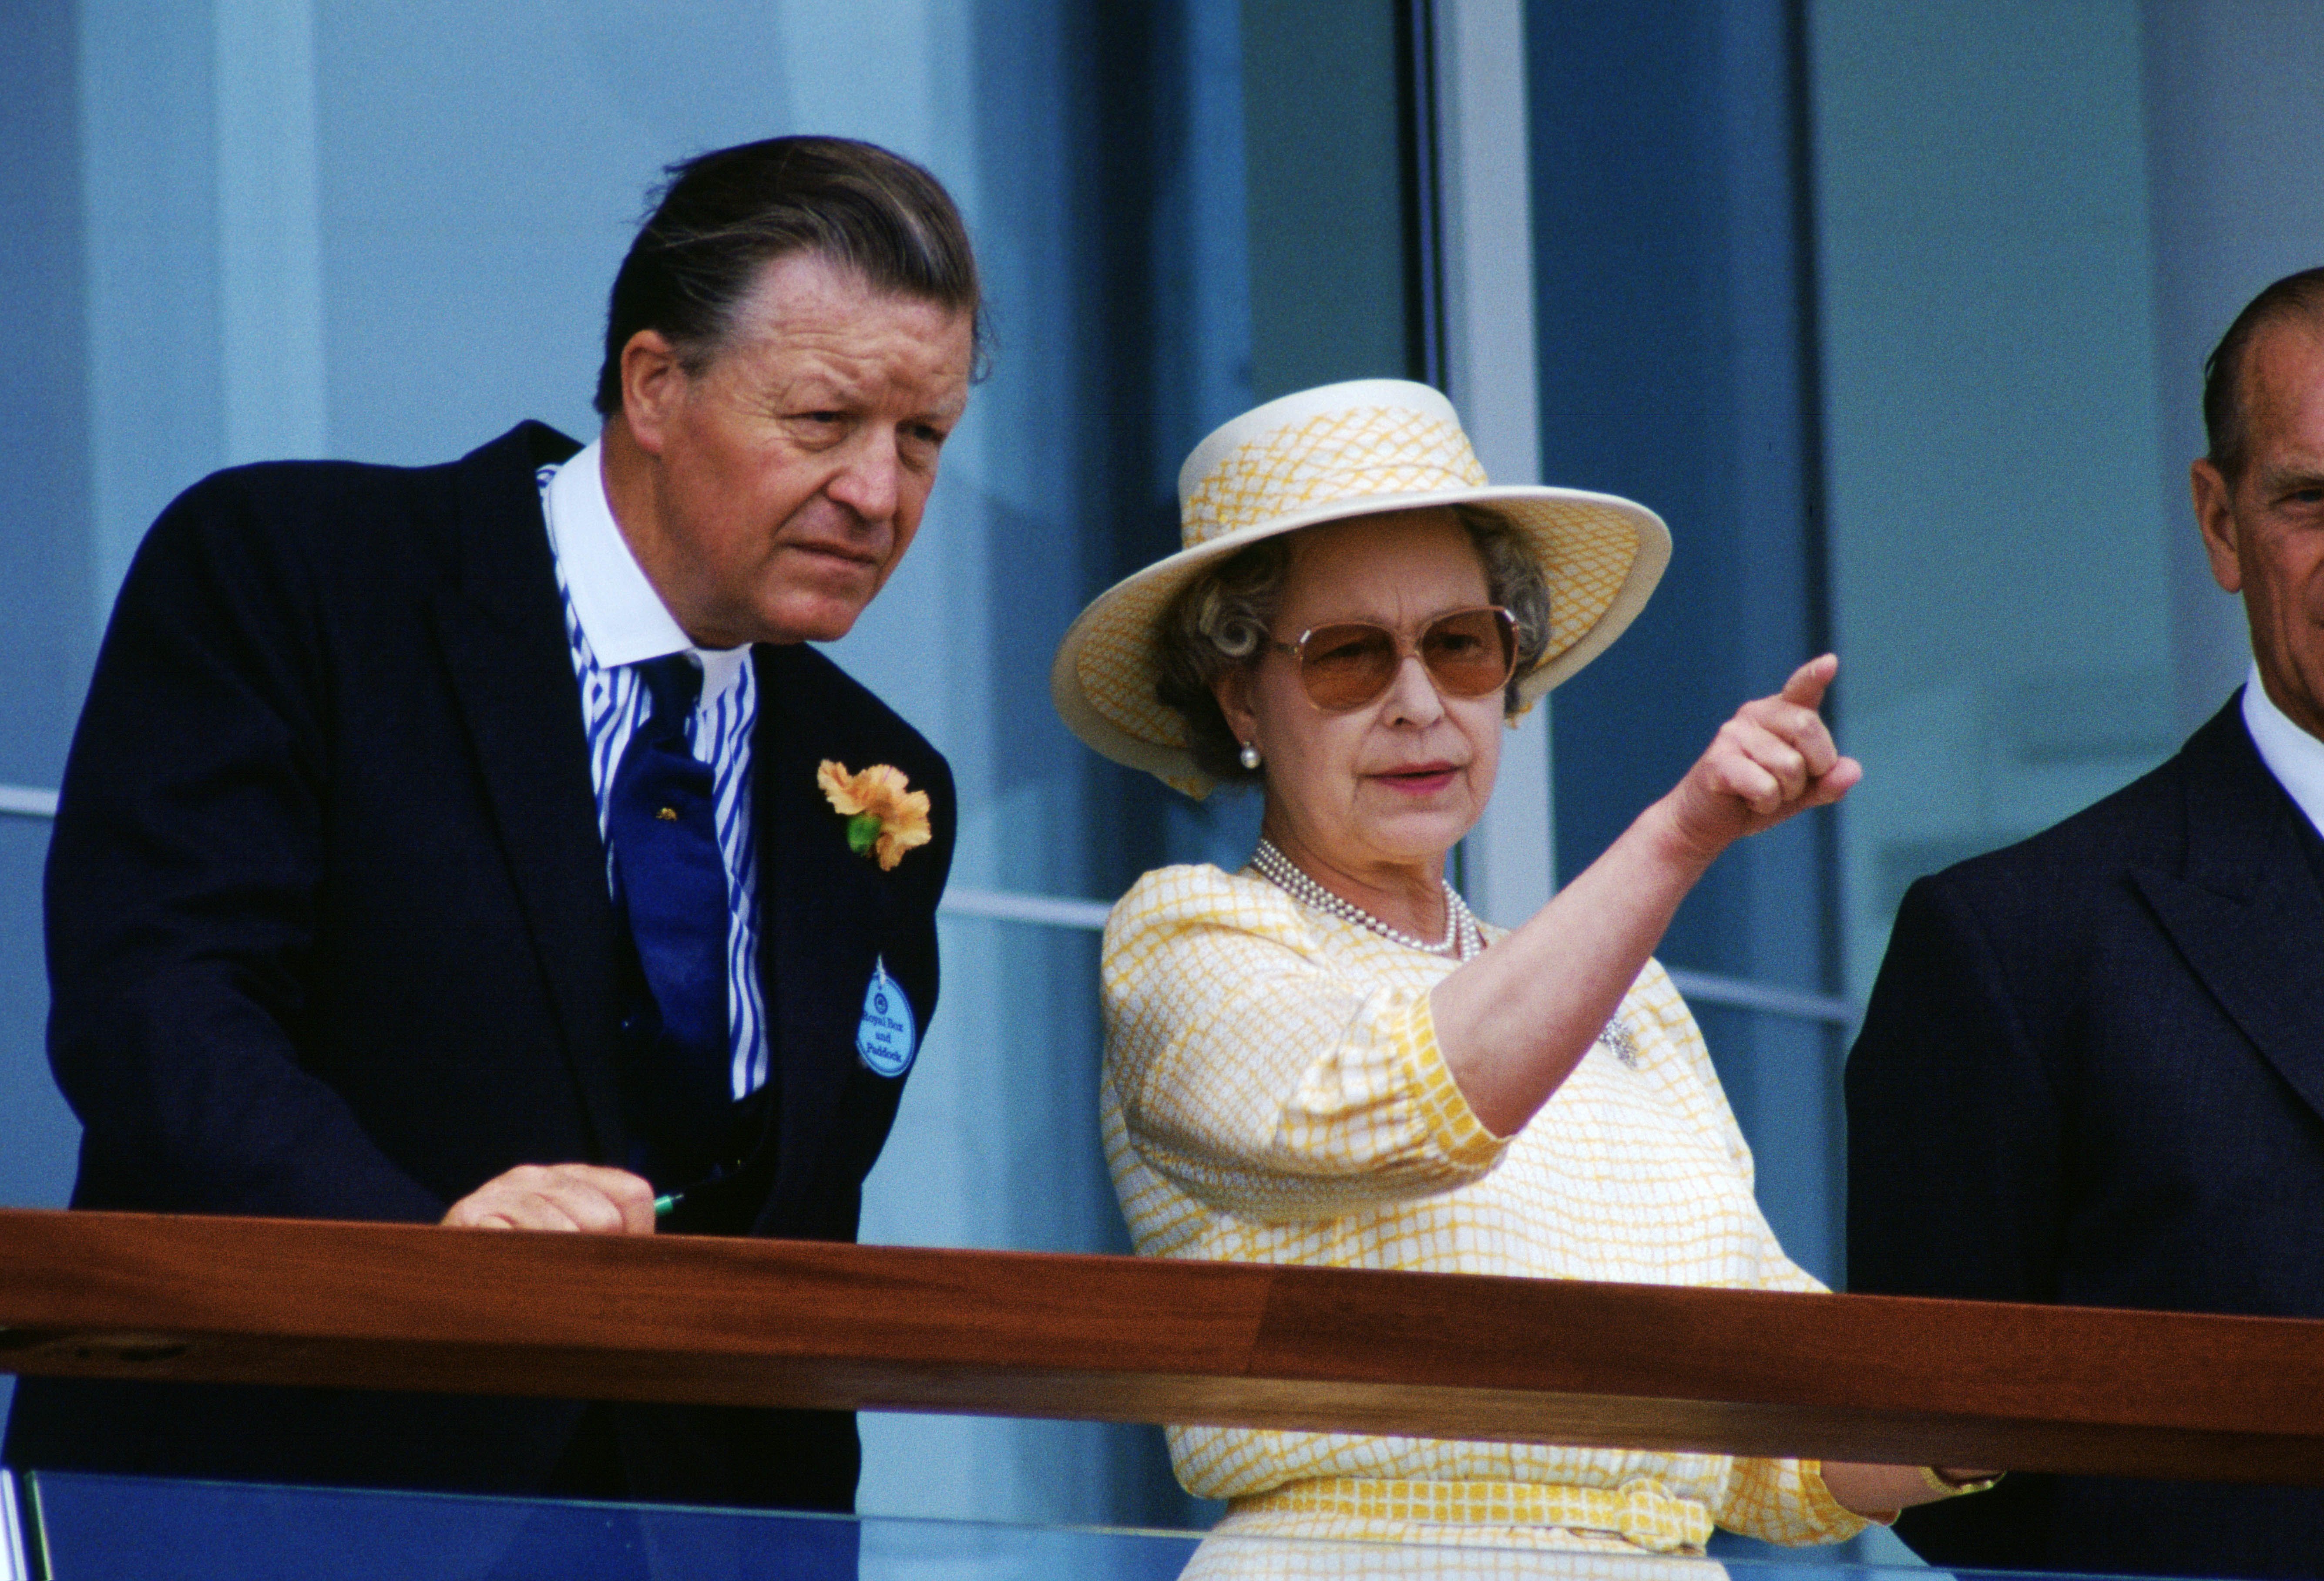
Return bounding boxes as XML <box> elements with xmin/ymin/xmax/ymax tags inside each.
<box><xmin>1778</xmin><ymin>653</ymin><xmax>1838</xmax><ymax>711</ymax></box>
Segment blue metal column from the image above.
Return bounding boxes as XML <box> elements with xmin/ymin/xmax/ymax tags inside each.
<box><xmin>1528</xmin><ymin>0</ymin><xmax>1845</xmax><ymax>1288</ymax></box>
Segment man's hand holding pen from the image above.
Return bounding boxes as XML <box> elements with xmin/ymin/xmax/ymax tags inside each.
<box><xmin>440</xmin><ymin>1163</ymin><xmax>658</xmax><ymax>1234</ymax></box>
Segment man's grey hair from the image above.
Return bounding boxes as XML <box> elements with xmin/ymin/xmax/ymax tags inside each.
<box><xmin>595</xmin><ymin>135</ymin><xmax>983</xmax><ymax>417</ymax></box>
<box><xmin>1154</xmin><ymin>508</ymin><xmax>1554</xmax><ymax>787</ymax></box>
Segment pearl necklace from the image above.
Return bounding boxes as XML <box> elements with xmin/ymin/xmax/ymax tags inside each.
<box><xmin>1251</xmin><ymin>838</ymin><xmax>1482</xmax><ymax>961</ymax></box>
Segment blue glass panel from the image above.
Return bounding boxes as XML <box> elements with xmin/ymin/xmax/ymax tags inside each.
<box><xmin>20</xmin><ymin>1470</ymin><xmax>1194</xmax><ymax>1581</ymax></box>
<box><xmin>15</xmin><ymin>1468</ymin><xmax>2193</xmax><ymax>1581</ymax></box>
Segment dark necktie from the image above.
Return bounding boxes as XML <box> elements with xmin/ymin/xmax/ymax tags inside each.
<box><xmin>607</xmin><ymin>654</ymin><xmax>731</xmax><ymax>1163</ymax></box>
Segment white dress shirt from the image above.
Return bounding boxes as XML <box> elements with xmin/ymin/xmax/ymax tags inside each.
<box><xmin>539</xmin><ymin>441</ymin><xmax>767</xmax><ymax>1098</ymax></box>
<box><xmin>2242</xmin><ymin>660</ymin><xmax>2324</xmax><ymax>841</ymax></box>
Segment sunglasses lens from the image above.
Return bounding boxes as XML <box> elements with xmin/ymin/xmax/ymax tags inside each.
<box><xmin>1288</xmin><ymin>609</ymin><xmax>1518</xmax><ymax>712</ymax></box>
<box><xmin>1297</xmin><ymin>623</ymin><xmax>1400</xmax><ymax>710</ymax></box>
<box><xmin>1421</xmin><ymin>609</ymin><xmax>1518</xmax><ymax>697</ymax></box>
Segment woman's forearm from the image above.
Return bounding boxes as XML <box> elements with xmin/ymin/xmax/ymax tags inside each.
<box><xmin>1428</xmin><ymin>656</ymin><xmax>1856</xmax><ymax>1138</ymax></box>
<box><xmin>1429</xmin><ymin>795</ymin><xmax>1713</xmax><ymax>1136</ymax></box>
<box><xmin>1821</xmin><ymin>1460</ymin><xmax>2002</xmax><ymax>1520</ymax></box>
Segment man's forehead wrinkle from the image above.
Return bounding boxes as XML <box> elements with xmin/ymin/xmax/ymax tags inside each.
<box><xmin>749</xmin><ymin>335</ymin><xmax>970</xmax><ymax>415</ymax></box>
<box><xmin>756</xmin><ymin>345</ymin><xmax>881</xmax><ymax>403</ymax></box>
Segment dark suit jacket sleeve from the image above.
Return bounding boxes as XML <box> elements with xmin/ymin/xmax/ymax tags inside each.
<box><xmin>1846</xmin><ymin>873</ymin><xmax>2066</xmax><ymax>1304</ymax></box>
<box><xmin>1845</xmin><ymin>871</ymin><xmax>2067</xmax><ymax>1563</ymax></box>
<box><xmin>45</xmin><ymin>470</ymin><xmax>443</xmax><ymax>1223</ymax></box>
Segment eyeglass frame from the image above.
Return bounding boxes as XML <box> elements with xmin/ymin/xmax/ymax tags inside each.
<box><xmin>1262</xmin><ymin>604</ymin><xmax>1521</xmax><ymax>715</ymax></box>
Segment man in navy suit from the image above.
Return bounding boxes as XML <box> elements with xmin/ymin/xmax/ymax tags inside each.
<box><xmin>4</xmin><ymin>136</ymin><xmax>973</xmax><ymax>1512</ymax></box>
<box><xmin>1847</xmin><ymin>267</ymin><xmax>2324</xmax><ymax>1578</ymax></box>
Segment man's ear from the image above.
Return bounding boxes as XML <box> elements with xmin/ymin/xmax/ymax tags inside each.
<box><xmin>1213</xmin><ymin>666</ymin><xmax>1258</xmax><ymax>750</ymax></box>
<box><xmin>618</xmin><ymin>330</ymin><xmax>685</xmax><ymax>457</ymax></box>
<box><xmin>2191</xmin><ymin>458</ymin><xmax>2245</xmax><ymax>595</ymax></box>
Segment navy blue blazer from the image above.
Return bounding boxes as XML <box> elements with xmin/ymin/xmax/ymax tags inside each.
<box><xmin>1847</xmin><ymin>695</ymin><xmax>2324</xmax><ymax>1579</ymax></box>
<box><xmin>4</xmin><ymin>423</ymin><xmax>955</xmax><ymax>1509</ymax></box>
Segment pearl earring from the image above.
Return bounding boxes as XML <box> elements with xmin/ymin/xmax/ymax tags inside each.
<box><xmin>1238</xmin><ymin>741</ymin><xmax>1262</xmax><ymax>770</ymax></box>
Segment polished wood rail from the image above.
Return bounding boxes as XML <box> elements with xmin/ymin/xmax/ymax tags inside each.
<box><xmin>1</xmin><ymin>1208</ymin><xmax>2320</xmax><ymax>1484</ymax></box>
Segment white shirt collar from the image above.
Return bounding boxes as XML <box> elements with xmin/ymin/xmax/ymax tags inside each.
<box><xmin>546</xmin><ymin>438</ymin><xmax>750</xmax><ymax>699</ymax></box>
<box><xmin>2241</xmin><ymin>660</ymin><xmax>2324</xmax><ymax>838</ymax></box>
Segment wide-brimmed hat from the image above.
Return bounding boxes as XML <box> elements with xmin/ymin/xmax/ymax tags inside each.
<box><xmin>1049</xmin><ymin>379</ymin><xmax>1670</xmax><ymax>794</ymax></box>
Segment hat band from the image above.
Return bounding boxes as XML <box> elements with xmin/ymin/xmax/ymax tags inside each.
<box><xmin>1179</xmin><ymin>407</ymin><xmax>1490</xmax><ymax>550</ymax></box>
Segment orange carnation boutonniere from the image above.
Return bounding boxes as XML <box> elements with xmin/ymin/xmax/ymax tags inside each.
<box><xmin>818</xmin><ymin>760</ymin><xmax>933</xmax><ymax>872</ymax></box>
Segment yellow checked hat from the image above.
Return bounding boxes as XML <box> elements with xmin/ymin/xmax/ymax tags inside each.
<box><xmin>1049</xmin><ymin>378</ymin><xmax>1671</xmax><ymax>794</ymax></box>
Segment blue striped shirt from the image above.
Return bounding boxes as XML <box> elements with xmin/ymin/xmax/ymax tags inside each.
<box><xmin>538</xmin><ymin>446</ymin><xmax>767</xmax><ymax>1099</ymax></box>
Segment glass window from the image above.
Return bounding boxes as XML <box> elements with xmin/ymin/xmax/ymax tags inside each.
<box><xmin>1812</xmin><ymin>0</ymin><xmax>2324</xmax><ymax>993</ymax></box>
<box><xmin>8</xmin><ymin>0</ymin><xmax>1279</xmax><ymax>1528</ymax></box>
<box><xmin>0</xmin><ymin>0</ymin><xmax>1422</xmax><ymax>1535</ymax></box>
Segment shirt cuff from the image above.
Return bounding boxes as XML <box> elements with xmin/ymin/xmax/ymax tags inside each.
<box><xmin>1796</xmin><ymin>1460</ymin><xmax>1880</xmax><ymax>1538</ymax></box>
<box><xmin>1400</xmin><ymin>989</ymin><xmax>1513</xmax><ymax>1163</ymax></box>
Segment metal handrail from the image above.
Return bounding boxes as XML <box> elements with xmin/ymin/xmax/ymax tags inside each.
<box><xmin>0</xmin><ymin>787</ymin><xmax>56</xmax><ymax>821</ymax></box>
<box><xmin>941</xmin><ymin>886</ymin><xmax>1858</xmax><ymax>1026</ymax></box>
<box><xmin>1</xmin><ymin>795</ymin><xmax>1859</xmax><ymax>1027</ymax></box>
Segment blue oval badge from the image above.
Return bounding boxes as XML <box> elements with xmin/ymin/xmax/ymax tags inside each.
<box><xmin>856</xmin><ymin>956</ymin><xmax>917</xmax><ymax>1077</ymax></box>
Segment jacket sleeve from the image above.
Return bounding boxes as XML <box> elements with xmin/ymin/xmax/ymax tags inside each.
<box><xmin>1844</xmin><ymin>872</ymin><xmax>2063</xmax><ymax>1567</ymax></box>
<box><xmin>1844</xmin><ymin>874</ymin><xmax>2065</xmax><ymax>1305</ymax></box>
<box><xmin>1716</xmin><ymin>1457</ymin><xmax>1870</xmax><ymax>1547</ymax></box>
<box><xmin>1101</xmin><ymin>872</ymin><xmax>1509</xmax><ymax>1221</ymax></box>
<box><xmin>44</xmin><ymin>471</ymin><xmax>444</xmax><ymax>1223</ymax></box>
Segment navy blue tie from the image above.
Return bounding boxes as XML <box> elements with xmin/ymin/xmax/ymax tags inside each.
<box><xmin>608</xmin><ymin>654</ymin><xmax>731</xmax><ymax>1164</ymax></box>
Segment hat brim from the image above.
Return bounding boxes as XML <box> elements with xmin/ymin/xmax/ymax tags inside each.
<box><xmin>1050</xmin><ymin>483</ymin><xmax>1671</xmax><ymax>796</ymax></box>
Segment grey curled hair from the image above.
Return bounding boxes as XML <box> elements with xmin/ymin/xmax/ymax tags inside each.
<box><xmin>1153</xmin><ymin>508</ymin><xmax>1555</xmax><ymax>787</ymax></box>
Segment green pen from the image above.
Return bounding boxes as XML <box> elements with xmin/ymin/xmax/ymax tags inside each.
<box><xmin>653</xmin><ymin>1190</ymin><xmax>684</xmax><ymax>1219</ymax></box>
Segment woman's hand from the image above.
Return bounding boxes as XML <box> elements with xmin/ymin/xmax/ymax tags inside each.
<box><xmin>1655</xmin><ymin>653</ymin><xmax>1861</xmax><ymax>864</ymax></box>
<box><xmin>1821</xmin><ymin>1460</ymin><xmax>2004</xmax><ymax>1521</ymax></box>
<box><xmin>1430</xmin><ymin>653</ymin><xmax>1861</xmax><ymax>1138</ymax></box>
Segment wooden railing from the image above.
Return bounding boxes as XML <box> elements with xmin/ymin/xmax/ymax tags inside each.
<box><xmin>1</xmin><ymin>1208</ymin><xmax>2320</xmax><ymax>1484</ymax></box>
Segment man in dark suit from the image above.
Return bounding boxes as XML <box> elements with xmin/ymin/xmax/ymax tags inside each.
<box><xmin>1847</xmin><ymin>266</ymin><xmax>2324</xmax><ymax>1578</ymax></box>
<box><xmin>4</xmin><ymin>136</ymin><xmax>974</xmax><ymax>1512</ymax></box>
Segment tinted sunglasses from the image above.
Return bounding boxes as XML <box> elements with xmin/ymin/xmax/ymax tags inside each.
<box><xmin>1268</xmin><ymin>605</ymin><xmax>1519</xmax><ymax>713</ymax></box>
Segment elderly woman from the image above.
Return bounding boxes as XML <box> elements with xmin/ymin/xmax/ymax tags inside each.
<box><xmin>1050</xmin><ymin>381</ymin><xmax>1995</xmax><ymax>1562</ymax></box>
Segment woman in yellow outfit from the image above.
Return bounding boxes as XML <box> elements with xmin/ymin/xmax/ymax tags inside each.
<box><xmin>1049</xmin><ymin>380</ymin><xmax>1998</xmax><ymax>1568</ymax></box>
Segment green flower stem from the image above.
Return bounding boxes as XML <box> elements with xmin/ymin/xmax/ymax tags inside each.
<box><xmin>846</xmin><ymin>812</ymin><xmax>883</xmax><ymax>855</ymax></box>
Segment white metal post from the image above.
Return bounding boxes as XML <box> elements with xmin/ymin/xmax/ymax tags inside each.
<box><xmin>1434</xmin><ymin>0</ymin><xmax>1553</xmax><ymax>926</ymax></box>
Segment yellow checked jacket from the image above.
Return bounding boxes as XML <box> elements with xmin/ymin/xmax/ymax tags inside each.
<box><xmin>1100</xmin><ymin>864</ymin><xmax>1867</xmax><ymax>1552</ymax></box>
